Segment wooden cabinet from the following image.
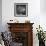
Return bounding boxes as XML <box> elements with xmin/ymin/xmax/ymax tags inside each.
<box><xmin>7</xmin><ymin>23</ymin><xmax>34</xmax><ymax>46</ymax></box>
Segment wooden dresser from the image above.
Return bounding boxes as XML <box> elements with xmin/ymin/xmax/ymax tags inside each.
<box><xmin>7</xmin><ymin>23</ymin><xmax>34</xmax><ymax>46</ymax></box>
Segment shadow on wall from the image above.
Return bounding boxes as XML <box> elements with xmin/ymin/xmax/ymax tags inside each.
<box><xmin>40</xmin><ymin>0</ymin><xmax>46</xmax><ymax>14</ymax></box>
<box><xmin>0</xmin><ymin>0</ymin><xmax>2</xmax><ymax>15</ymax></box>
<box><xmin>0</xmin><ymin>0</ymin><xmax>2</xmax><ymax>32</ymax></box>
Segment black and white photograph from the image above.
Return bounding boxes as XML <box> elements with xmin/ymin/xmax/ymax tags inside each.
<box><xmin>14</xmin><ymin>3</ymin><xmax>28</xmax><ymax>17</ymax></box>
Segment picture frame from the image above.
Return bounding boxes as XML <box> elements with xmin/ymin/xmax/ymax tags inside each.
<box><xmin>14</xmin><ymin>3</ymin><xmax>28</xmax><ymax>17</ymax></box>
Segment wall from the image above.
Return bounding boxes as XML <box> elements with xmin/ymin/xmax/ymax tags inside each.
<box><xmin>40</xmin><ymin>0</ymin><xmax>46</xmax><ymax>45</ymax></box>
<box><xmin>40</xmin><ymin>0</ymin><xmax>46</xmax><ymax>13</ymax></box>
<box><xmin>2</xmin><ymin>0</ymin><xmax>41</xmax><ymax>46</ymax></box>
<box><xmin>2</xmin><ymin>0</ymin><xmax>40</xmax><ymax>30</ymax></box>
<box><xmin>0</xmin><ymin>0</ymin><xmax>2</xmax><ymax>32</ymax></box>
<box><xmin>40</xmin><ymin>0</ymin><xmax>46</xmax><ymax>32</ymax></box>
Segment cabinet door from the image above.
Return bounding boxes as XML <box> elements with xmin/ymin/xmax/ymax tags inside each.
<box><xmin>11</xmin><ymin>32</ymin><xmax>28</xmax><ymax>46</ymax></box>
<box><xmin>11</xmin><ymin>31</ymin><xmax>33</xmax><ymax>46</ymax></box>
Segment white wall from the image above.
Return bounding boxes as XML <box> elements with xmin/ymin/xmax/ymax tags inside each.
<box><xmin>40</xmin><ymin>0</ymin><xmax>46</xmax><ymax>31</ymax></box>
<box><xmin>40</xmin><ymin>0</ymin><xmax>46</xmax><ymax>13</ymax></box>
<box><xmin>2</xmin><ymin>0</ymin><xmax>46</xmax><ymax>46</ymax></box>
<box><xmin>0</xmin><ymin>0</ymin><xmax>2</xmax><ymax>32</ymax></box>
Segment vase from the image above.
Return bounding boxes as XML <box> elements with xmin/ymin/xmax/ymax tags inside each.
<box><xmin>39</xmin><ymin>40</ymin><xmax>45</xmax><ymax>46</ymax></box>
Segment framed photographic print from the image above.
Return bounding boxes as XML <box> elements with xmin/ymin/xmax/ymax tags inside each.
<box><xmin>14</xmin><ymin>3</ymin><xmax>28</xmax><ymax>17</ymax></box>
